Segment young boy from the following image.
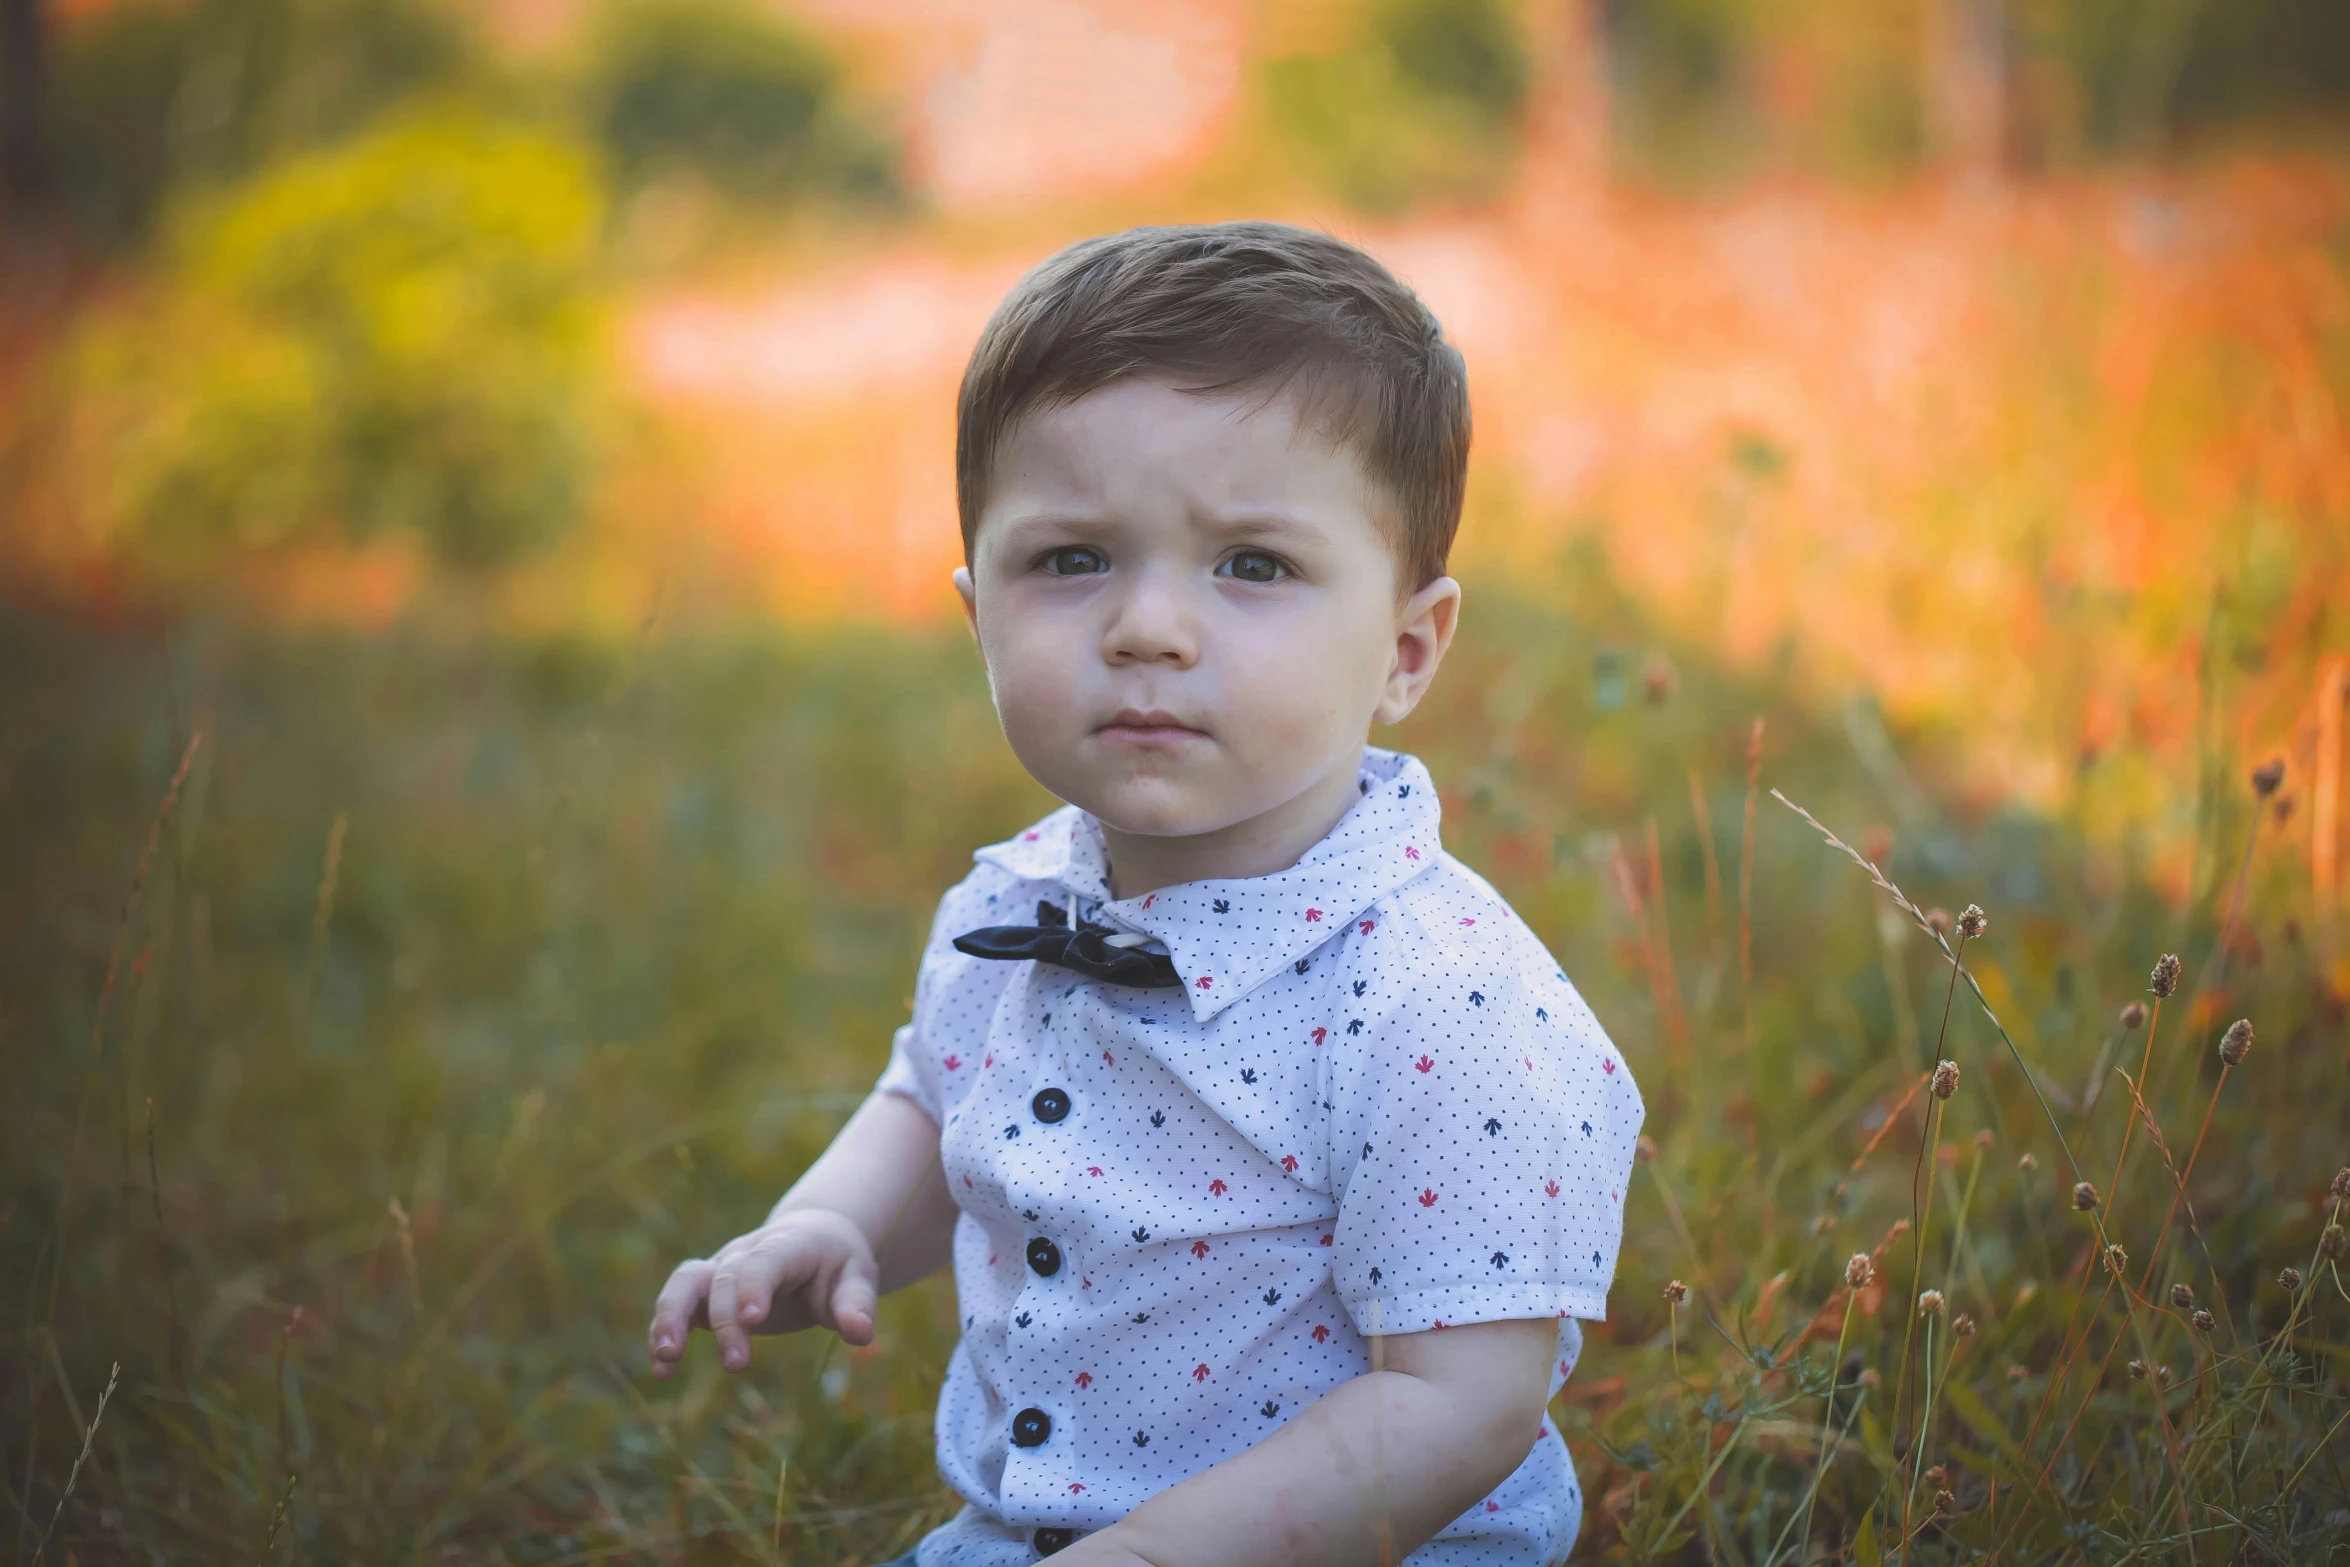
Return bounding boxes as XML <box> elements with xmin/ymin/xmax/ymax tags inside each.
<box><xmin>647</xmin><ymin>222</ymin><xmax>1644</xmax><ymax>1566</ymax></box>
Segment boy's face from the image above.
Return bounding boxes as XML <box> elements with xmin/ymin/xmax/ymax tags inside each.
<box><xmin>955</xmin><ymin>377</ymin><xmax>1458</xmax><ymax>854</ymax></box>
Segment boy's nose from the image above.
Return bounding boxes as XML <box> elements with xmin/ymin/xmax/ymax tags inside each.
<box><xmin>1100</xmin><ymin>569</ymin><xmax>1199</xmax><ymax>668</ymax></box>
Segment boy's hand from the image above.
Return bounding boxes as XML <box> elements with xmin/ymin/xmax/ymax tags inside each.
<box><xmin>647</xmin><ymin>1207</ymin><xmax>880</xmax><ymax>1378</ymax></box>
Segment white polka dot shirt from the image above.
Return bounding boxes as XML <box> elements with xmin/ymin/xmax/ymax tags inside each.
<box><xmin>872</xmin><ymin>748</ymin><xmax>1645</xmax><ymax>1565</ymax></box>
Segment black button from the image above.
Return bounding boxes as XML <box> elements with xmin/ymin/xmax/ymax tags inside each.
<box><xmin>1034</xmin><ymin>1527</ymin><xmax>1078</xmax><ymax>1555</ymax></box>
<box><xmin>1012</xmin><ymin>1407</ymin><xmax>1052</xmax><ymax>1447</ymax></box>
<box><xmin>1031</xmin><ymin>1087</ymin><xmax>1070</xmax><ymax>1123</ymax></box>
<box><xmin>1027</xmin><ymin>1237</ymin><xmax>1061</xmax><ymax>1276</ymax></box>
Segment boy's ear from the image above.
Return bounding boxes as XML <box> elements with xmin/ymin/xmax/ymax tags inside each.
<box><xmin>1374</xmin><ymin>575</ymin><xmax>1461</xmax><ymax>727</ymax></box>
<box><xmin>952</xmin><ymin>566</ymin><xmax>979</xmax><ymax>643</ymax></box>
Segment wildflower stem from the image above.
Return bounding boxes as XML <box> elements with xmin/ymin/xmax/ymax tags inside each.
<box><xmin>1782</xmin><ymin>1290</ymin><xmax>1859</xmax><ymax>1564</ymax></box>
<box><xmin>1893</xmin><ymin>1095</ymin><xmax>1947</xmax><ymax>1565</ymax></box>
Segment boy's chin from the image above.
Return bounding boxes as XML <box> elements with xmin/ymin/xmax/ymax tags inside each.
<box><xmin>1066</xmin><ymin>772</ymin><xmax>1253</xmax><ymax>842</ymax></box>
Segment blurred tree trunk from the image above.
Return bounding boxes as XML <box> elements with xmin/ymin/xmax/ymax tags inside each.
<box><xmin>1523</xmin><ymin>0</ymin><xmax>1610</xmax><ymax>226</ymax></box>
<box><xmin>1924</xmin><ymin>0</ymin><xmax>2007</xmax><ymax>180</ymax></box>
<box><xmin>1</xmin><ymin>0</ymin><xmax>49</xmax><ymax>225</ymax></box>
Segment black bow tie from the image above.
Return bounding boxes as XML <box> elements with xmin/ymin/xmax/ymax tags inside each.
<box><xmin>953</xmin><ymin>900</ymin><xmax>1182</xmax><ymax>989</ymax></box>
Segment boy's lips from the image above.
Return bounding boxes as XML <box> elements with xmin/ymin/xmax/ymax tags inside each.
<box><xmin>1096</xmin><ymin>710</ymin><xmax>1209</xmax><ymax>743</ymax></box>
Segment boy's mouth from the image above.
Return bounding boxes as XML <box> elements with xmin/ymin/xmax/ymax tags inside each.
<box><xmin>1096</xmin><ymin>709</ymin><xmax>1210</xmax><ymax>745</ymax></box>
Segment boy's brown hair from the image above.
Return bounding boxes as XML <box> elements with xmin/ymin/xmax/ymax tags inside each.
<box><xmin>955</xmin><ymin>221</ymin><xmax>1471</xmax><ymax>592</ymax></box>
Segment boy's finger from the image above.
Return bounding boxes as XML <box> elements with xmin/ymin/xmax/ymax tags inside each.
<box><xmin>830</xmin><ymin>1252</ymin><xmax>880</xmax><ymax>1346</ymax></box>
<box><xmin>707</xmin><ymin>1270</ymin><xmax>751</xmax><ymax>1371</ymax></box>
<box><xmin>729</xmin><ymin>1240</ymin><xmax>802</xmax><ymax>1329</ymax></box>
<box><xmin>648</xmin><ymin>1260</ymin><xmax>711</xmax><ymax>1366</ymax></box>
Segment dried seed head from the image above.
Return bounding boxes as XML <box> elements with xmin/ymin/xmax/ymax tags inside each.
<box><xmin>2332</xmin><ymin>1167</ymin><xmax>2350</xmax><ymax>1203</ymax></box>
<box><xmin>1925</xmin><ymin>907</ymin><xmax>1952</xmax><ymax>935</ymax></box>
<box><xmin>1662</xmin><ymin>1279</ymin><xmax>1688</xmax><ymax>1306</ymax></box>
<box><xmin>2321</xmin><ymin>1224</ymin><xmax>2346</xmax><ymax>1261</ymax></box>
<box><xmin>1811</xmin><ymin>1213</ymin><xmax>1835</xmax><ymax>1236</ymax></box>
<box><xmin>2219</xmin><ymin>1018</ymin><xmax>2253</xmax><ymax>1067</ymax></box>
<box><xmin>2170</xmin><ymin>1283</ymin><xmax>2195</xmax><ymax>1309</ymax></box>
<box><xmin>2150</xmin><ymin>953</ymin><xmax>2181</xmax><ymax>998</ymax></box>
<box><xmin>1957</xmin><ymin>905</ymin><xmax>1988</xmax><ymax>940</ymax></box>
<box><xmin>1934</xmin><ymin>1489</ymin><xmax>1958</xmax><ymax>1515</ymax></box>
<box><xmin>2005</xmin><ymin>1362</ymin><xmax>2029</xmax><ymax>1382</ymax></box>
<box><xmin>2192</xmin><ymin>1307</ymin><xmax>2216</xmax><ymax>1332</ymax></box>
<box><xmin>2018</xmin><ymin>1152</ymin><xmax>2038</xmax><ymax>1173</ymax></box>
<box><xmin>1931</xmin><ymin>1060</ymin><xmax>1961</xmax><ymax>1099</ymax></box>
<box><xmin>2103</xmin><ymin>1243</ymin><xmax>2128</xmax><ymax>1275</ymax></box>
<box><xmin>2251</xmin><ymin>758</ymin><xmax>2285</xmax><ymax>798</ymax></box>
<box><xmin>1924</xmin><ymin>1464</ymin><xmax>1948</xmax><ymax>1490</ymax></box>
<box><xmin>1846</xmin><ymin>1254</ymin><xmax>1876</xmax><ymax>1289</ymax></box>
<box><xmin>2072</xmin><ymin>1181</ymin><xmax>2099</xmax><ymax>1211</ymax></box>
<box><xmin>1918</xmin><ymin>1289</ymin><xmax>1946</xmax><ymax>1318</ymax></box>
<box><xmin>1859</xmin><ymin>1367</ymin><xmax>1882</xmax><ymax>1389</ymax></box>
<box><xmin>2279</xmin><ymin>1266</ymin><xmax>2304</xmax><ymax>1292</ymax></box>
<box><xmin>1973</xmin><ymin>1128</ymin><xmax>1994</xmax><ymax>1149</ymax></box>
<box><xmin>1635</xmin><ymin>1136</ymin><xmax>1657</xmax><ymax>1163</ymax></box>
<box><xmin>1952</xmin><ymin>1312</ymin><xmax>1977</xmax><ymax>1337</ymax></box>
<box><xmin>2120</xmin><ymin>1001</ymin><xmax>2148</xmax><ymax>1031</ymax></box>
<box><xmin>2127</xmin><ymin>1358</ymin><xmax>2149</xmax><ymax>1380</ymax></box>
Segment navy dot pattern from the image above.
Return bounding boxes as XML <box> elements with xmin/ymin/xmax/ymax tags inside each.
<box><xmin>873</xmin><ymin>748</ymin><xmax>1645</xmax><ymax>1566</ymax></box>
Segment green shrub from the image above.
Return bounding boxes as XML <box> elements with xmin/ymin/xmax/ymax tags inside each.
<box><xmin>1262</xmin><ymin>0</ymin><xmax>1528</xmax><ymax>214</ymax></box>
<box><xmin>587</xmin><ymin>0</ymin><xmax>896</xmax><ymax>205</ymax></box>
<box><xmin>70</xmin><ymin>104</ymin><xmax>609</xmax><ymax>573</ymax></box>
<box><xmin>44</xmin><ymin>0</ymin><xmax>471</xmax><ymax>247</ymax></box>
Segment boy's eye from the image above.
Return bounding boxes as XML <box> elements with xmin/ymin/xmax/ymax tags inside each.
<box><xmin>1043</xmin><ymin>547</ymin><xmax>1107</xmax><ymax>576</ymax></box>
<box><xmin>1219</xmin><ymin>552</ymin><xmax>1285</xmax><ymax>584</ymax></box>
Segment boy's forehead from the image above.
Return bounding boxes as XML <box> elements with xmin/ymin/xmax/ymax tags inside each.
<box><xmin>985</xmin><ymin>377</ymin><xmax>1379</xmax><ymax>517</ymax></box>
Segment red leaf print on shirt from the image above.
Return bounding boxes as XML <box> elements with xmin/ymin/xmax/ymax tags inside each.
<box><xmin>1142</xmin><ymin>893</ymin><xmax>1156</xmax><ymax>909</ymax></box>
<box><xmin>1075</xmin><ymin>1372</ymin><xmax>1093</xmax><ymax>1389</ymax></box>
<box><xmin>1311</xmin><ymin>1324</ymin><xmax>1331</xmax><ymax>1342</ymax></box>
<box><xmin>1193</xmin><ymin>1364</ymin><xmax>1210</xmax><ymax>1382</ymax></box>
<box><xmin>1358</xmin><ymin>919</ymin><xmax>1376</xmax><ymax>935</ymax></box>
<box><xmin>1558</xmin><ymin>1359</ymin><xmax>1570</xmax><ymax>1377</ymax></box>
<box><xmin>1417</xmin><ymin>1188</ymin><xmax>1438</xmax><ymax>1207</ymax></box>
<box><xmin>1087</xmin><ymin>1166</ymin><xmax>1104</xmax><ymax>1176</ymax></box>
<box><xmin>1459</xmin><ymin>917</ymin><xmax>1476</xmax><ymax>928</ymax></box>
<box><xmin>1208</xmin><ymin>1178</ymin><xmax>1228</xmax><ymax>1196</ymax></box>
<box><xmin>1190</xmin><ymin>1240</ymin><xmax>1210</xmax><ymax>1258</ymax></box>
<box><xmin>1544</xmin><ymin>1179</ymin><xmax>1561</xmax><ymax>1198</ymax></box>
<box><xmin>1068</xmin><ymin>1483</ymin><xmax>1086</xmax><ymax>1493</ymax></box>
<box><xmin>1413</xmin><ymin>1055</ymin><xmax>1434</xmax><ymax>1073</ymax></box>
<box><xmin>988</xmin><ymin>1253</ymin><xmax>997</xmax><ymax>1266</ymax></box>
<box><xmin>942</xmin><ymin>1055</ymin><xmax>962</xmax><ymax>1071</ymax></box>
<box><xmin>963</xmin><ymin>1174</ymin><xmax>973</xmax><ymax>1188</ymax></box>
<box><xmin>1310</xmin><ymin>1027</ymin><xmax>1327</xmax><ymax>1046</ymax></box>
<box><xmin>1405</xmin><ymin>845</ymin><xmax>1420</xmax><ymax>861</ymax></box>
<box><xmin>1523</xmin><ymin>1056</ymin><xmax>1534</xmax><ymax>1071</ymax></box>
<box><xmin>1304</xmin><ymin>908</ymin><xmax>1323</xmax><ymax>922</ymax></box>
<box><xmin>984</xmin><ymin>1053</ymin><xmax>994</xmax><ymax>1068</ymax></box>
<box><xmin>1485</xmin><ymin>1501</ymin><xmax>1500</xmax><ymax>1512</ymax></box>
<box><xmin>1081</xmin><ymin>1275</ymin><xmax>1092</xmax><ymax>1288</ymax></box>
<box><xmin>1194</xmin><ymin>975</ymin><xmax>1212</xmax><ymax>990</ymax></box>
<box><xmin>1603</xmin><ymin>1057</ymin><xmax>1617</xmax><ymax>1074</ymax></box>
<box><xmin>1280</xmin><ymin>1155</ymin><xmax>1298</xmax><ymax>1172</ymax></box>
<box><xmin>1320</xmin><ymin>1232</ymin><xmax>1333</xmax><ymax>1246</ymax></box>
<box><xmin>1023</xmin><ymin>831</ymin><xmax>1040</xmax><ymax>842</ymax></box>
<box><xmin>1101</xmin><ymin>1050</ymin><xmax>1115</xmax><ymax>1066</ymax></box>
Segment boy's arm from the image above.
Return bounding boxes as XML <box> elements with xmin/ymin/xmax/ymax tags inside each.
<box><xmin>1063</xmin><ymin>1316</ymin><xmax>1558</xmax><ymax>1567</ymax></box>
<box><xmin>648</xmin><ymin>1087</ymin><xmax>956</xmax><ymax>1376</ymax></box>
<box><xmin>766</xmin><ymin>1087</ymin><xmax>959</xmax><ymax>1296</ymax></box>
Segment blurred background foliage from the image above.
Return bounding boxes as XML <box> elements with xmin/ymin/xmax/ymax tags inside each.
<box><xmin>4</xmin><ymin>0</ymin><xmax>2349</xmax><ymax>1561</ymax></box>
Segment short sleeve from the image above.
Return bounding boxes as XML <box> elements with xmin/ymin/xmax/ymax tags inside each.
<box><xmin>872</xmin><ymin>1023</ymin><xmax>938</xmax><ymax>1124</ymax></box>
<box><xmin>1326</xmin><ymin>912</ymin><xmax>1643</xmax><ymax>1339</ymax></box>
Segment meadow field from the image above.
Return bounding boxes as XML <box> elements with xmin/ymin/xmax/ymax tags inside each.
<box><xmin>5</xmin><ymin>0</ymin><xmax>2350</xmax><ymax>1561</ymax></box>
<box><xmin>7</xmin><ymin>568</ymin><xmax>2346</xmax><ymax>1562</ymax></box>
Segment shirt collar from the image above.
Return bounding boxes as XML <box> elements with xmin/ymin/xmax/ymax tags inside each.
<box><xmin>971</xmin><ymin>747</ymin><xmax>1444</xmax><ymax>1022</ymax></box>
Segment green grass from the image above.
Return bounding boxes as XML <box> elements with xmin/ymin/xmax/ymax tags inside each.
<box><xmin>4</xmin><ymin>572</ymin><xmax>2344</xmax><ymax>1564</ymax></box>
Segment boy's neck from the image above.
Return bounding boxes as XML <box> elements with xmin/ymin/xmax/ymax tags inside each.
<box><xmin>1097</xmin><ymin>750</ymin><xmax>1369</xmax><ymax>902</ymax></box>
